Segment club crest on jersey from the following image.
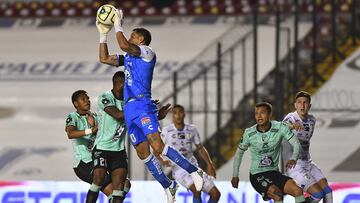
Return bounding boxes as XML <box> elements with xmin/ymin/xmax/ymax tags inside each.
<box><xmin>102</xmin><ymin>98</ymin><xmax>110</xmax><ymax>105</ymax></box>
<box><xmin>66</xmin><ymin>117</ymin><xmax>72</xmax><ymax>124</ymax></box>
<box><xmin>141</xmin><ymin>117</ymin><xmax>151</xmax><ymax>126</ymax></box>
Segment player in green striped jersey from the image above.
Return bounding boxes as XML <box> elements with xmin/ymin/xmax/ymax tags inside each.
<box><xmin>65</xmin><ymin>90</ymin><xmax>113</xmax><ymax>199</ymax></box>
<box><xmin>231</xmin><ymin>102</ymin><xmax>309</xmax><ymax>203</ymax></box>
<box><xmin>86</xmin><ymin>72</ymin><xmax>130</xmax><ymax>203</ymax></box>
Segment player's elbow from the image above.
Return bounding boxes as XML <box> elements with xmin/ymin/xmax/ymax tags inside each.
<box><xmin>119</xmin><ymin>44</ymin><xmax>129</xmax><ymax>52</ymax></box>
<box><xmin>99</xmin><ymin>55</ymin><xmax>110</xmax><ymax>64</ymax></box>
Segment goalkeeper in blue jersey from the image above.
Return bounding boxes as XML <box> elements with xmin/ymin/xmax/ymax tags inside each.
<box><xmin>95</xmin><ymin>8</ymin><xmax>204</xmax><ymax>203</ymax></box>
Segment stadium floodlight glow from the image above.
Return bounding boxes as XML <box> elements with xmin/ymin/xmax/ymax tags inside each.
<box><xmin>145</xmin><ymin>7</ymin><xmax>155</xmax><ymax>15</ymax></box>
<box><xmin>242</xmin><ymin>5</ymin><xmax>250</xmax><ymax>14</ymax></box>
<box><xmin>226</xmin><ymin>6</ymin><xmax>234</xmax><ymax>14</ymax></box>
<box><xmin>123</xmin><ymin>1</ymin><xmax>133</xmax><ymax>9</ymax></box>
<box><xmin>177</xmin><ymin>0</ymin><xmax>185</xmax><ymax>7</ymax></box>
<box><xmin>45</xmin><ymin>2</ymin><xmax>55</xmax><ymax>9</ymax></box>
<box><xmin>66</xmin><ymin>8</ymin><xmax>76</xmax><ymax>16</ymax></box>
<box><xmin>4</xmin><ymin>8</ymin><xmax>13</xmax><ymax>17</ymax></box>
<box><xmin>20</xmin><ymin>8</ymin><xmax>30</xmax><ymax>16</ymax></box>
<box><xmin>209</xmin><ymin>0</ymin><xmax>216</xmax><ymax>6</ymax></box>
<box><xmin>193</xmin><ymin>0</ymin><xmax>201</xmax><ymax>6</ymax></box>
<box><xmin>61</xmin><ymin>2</ymin><xmax>70</xmax><ymax>9</ymax></box>
<box><xmin>162</xmin><ymin>7</ymin><xmax>171</xmax><ymax>15</ymax></box>
<box><xmin>194</xmin><ymin>6</ymin><xmax>203</xmax><ymax>15</ymax></box>
<box><xmin>178</xmin><ymin>7</ymin><xmax>187</xmax><ymax>15</ymax></box>
<box><xmin>15</xmin><ymin>2</ymin><xmax>24</xmax><ymax>10</ymax></box>
<box><xmin>82</xmin><ymin>8</ymin><xmax>91</xmax><ymax>16</ymax></box>
<box><xmin>211</xmin><ymin>6</ymin><xmax>219</xmax><ymax>15</ymax></box>
<box><xmin>92</xmin><ymin>1</ymin><xmax>101</xmax><ymax>9</ymax></box>
<box><xmin>29</xmin><ymin>2</ymin><xmax>39</xmax><ymax>10</ymax></box>
<box><xmin>36</xmin><ymin>8</ymin><xmax>45</xmax><ymax>16</ymax></box>
<box><xmin>130</xmin><ymin>7</ymin><xmax>139</xmax><ymax>15</ymax></box>
<box><xmin>76</xmin><ymin>1</ymin><xmax>85</xmax><ymax>9</ymax></box>
<box><xmin>51</xmin><ymin>8</ymin><xmax>61</xmax><ymax>16</ymax></box>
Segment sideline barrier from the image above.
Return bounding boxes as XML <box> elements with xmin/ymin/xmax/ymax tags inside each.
<box><xmin>0</xmin><ymin>181</ymin><xmax>360</xmax><ymax>203</ymax></box>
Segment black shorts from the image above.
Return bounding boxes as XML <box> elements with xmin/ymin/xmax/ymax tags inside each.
<box><xmin>73</xmin><ymin>161</ymin><xmax>111</xmax><ymax>190</ymax></box>
<box><xmin>92</xmin><ymin>147</ymin><xmax>128</xmax><ymax>172</ymax></box>
<box><xmin>249</xmin><ymin>170</ymin><xmax>292</xmax><ymax>201</ymax></box>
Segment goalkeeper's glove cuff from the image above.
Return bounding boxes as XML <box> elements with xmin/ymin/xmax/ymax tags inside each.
<box><xmin>114</xmin><ymin>25</ymin><xmax>123</xmax><ymax>33</ymax></box>
<box><xmin>99</xmin><ymin>34</ymin><xmax>107</xmax><ymax>43</ymax></box>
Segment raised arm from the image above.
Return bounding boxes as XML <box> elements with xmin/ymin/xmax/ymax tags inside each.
<box><xmin>113</xmin><ymin>9</ymin><xmax>141</xmax><ymax>56</ymax></box>
<box><xmin>96</xmin><ymin>19</ymin><xmax>124</xmax><ymax>66</ymax></box>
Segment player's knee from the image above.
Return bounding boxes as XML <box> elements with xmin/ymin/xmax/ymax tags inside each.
<box><xmin>291</xmin><ymin>186</ymin><xmax>303</xmax><ymax>197</ymax></box>
<box><xmin>136</xmin><ymin>149</ymin><xmax>150</xmax><ymax>160</ymax></box>
<box><xmin>209</xmin><ymin>188</ymin><xmax>221</xmax><ymax>201</ymax></box>
<box><xmin>151</xmin><ymin>141</ymin><xmax>164</xmax><ymax>154</ymax></box>
<box><xmin>93</xmin><ymin>169</ymin><xmax>106</xmax><ymax>185</ymax></box>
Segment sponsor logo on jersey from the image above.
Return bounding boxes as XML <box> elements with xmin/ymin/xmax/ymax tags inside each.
<box><xmin>141</xmin><ymin>117</ymin><xmax>151</xmax><ymax>126</ymax></box>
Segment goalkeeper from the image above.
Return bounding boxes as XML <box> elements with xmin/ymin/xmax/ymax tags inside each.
<box><xmin>95</xmin><ymin>8</ymin><xmax>204</xmax><ymax>203</ymax></box>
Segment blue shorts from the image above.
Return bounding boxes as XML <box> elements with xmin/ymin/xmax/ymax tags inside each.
<box><xmin>124</xmin><ymin>99</ymin><xmax>159</xmax><ymax>146</ymax></box>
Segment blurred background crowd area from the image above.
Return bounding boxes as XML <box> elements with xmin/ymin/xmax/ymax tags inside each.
<box><xmin>0</xmin><ymin>0</ymin><xmax>354</xmax><ymax>18</ymax></box>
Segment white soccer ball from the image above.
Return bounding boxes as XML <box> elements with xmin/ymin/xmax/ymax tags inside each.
<box><xmin>96</xmin><ymin>4</ymin><xmax>117</xmax><ymax>26</ymax></box>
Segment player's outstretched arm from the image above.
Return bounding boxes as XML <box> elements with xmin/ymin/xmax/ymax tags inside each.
<box><xmin>99</xmin><ymin>43</ymin><xmax>124</xmax><ymax>67</ymax></box>
<box><xmin>231</xmin><ymin>147</ymin><xmax>245</xmax><ymax>188</ymax></box>
<box><xmin>113</xmin><ymin>9</ymin><xmax>141</xmax><ymax>56</ymax></box>
<box><xmin>157</xmin><ymin>103</ymin><xmax>171</xmax><ymax>120</ymax></box>
<box><xmin>196</xmin><ymin>144</ymin><xmax>216</xmax><ymax>178</ymax></box>
<box><xmin>96</xmin><ymin>20</ymin><xmax>124</xmax><ymax>66</ymax></box>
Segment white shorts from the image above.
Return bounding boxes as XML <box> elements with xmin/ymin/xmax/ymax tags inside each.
<box><xmin>286</xmin><ymin>159</ymin><xmax>326</xmax><ymax>191</ymax></box>
<box><xmin>172</xmin><ymin>156</ymin><xmax>215</xmax><ymax>193</ymax></box>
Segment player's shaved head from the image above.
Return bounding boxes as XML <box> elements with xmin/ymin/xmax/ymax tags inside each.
<box><xmin>112</xmin><ymin>71</ymin><xmax>125</xmax><ymax>84</ymax></box>
<box><xmin>71</xmin><ymin>90</ymin><xmax>87</xmax><ymax>104</ymax></box>
<box><xmin>133</xmin><ymin>28</ymin><xmax>152</xmax><ymax>46</ymax></box>
<box><xmin>295</xmin><ymin>91</ymin><xmax>311</xmax><ymax>103</ymax></box>
<box><xmin>255</xmin><ymin>102</ymin><xmax>272</xmax><ymax>114</ymax></box>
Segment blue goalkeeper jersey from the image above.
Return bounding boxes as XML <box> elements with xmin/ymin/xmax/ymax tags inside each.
<box><xmin>123</xmin><ymin>45</ymin><xmax>156</xmax><ymax>103</ymax></box>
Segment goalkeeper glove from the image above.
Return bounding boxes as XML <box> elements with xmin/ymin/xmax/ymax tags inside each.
<box><xmin>114</xmin><ymin>8</ymin><xmax>124</xmax><ymax>33</ymax></box>
<box><xmin>96</xmin><ymin>20</ymin><xmax>113</xmax><ymax>43</ymax></box>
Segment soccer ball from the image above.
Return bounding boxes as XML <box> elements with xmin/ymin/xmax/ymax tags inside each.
<box><xmin>96</xmin><ymin>4</ymin><xmax>117</xmax><ymax>26</ymax></box>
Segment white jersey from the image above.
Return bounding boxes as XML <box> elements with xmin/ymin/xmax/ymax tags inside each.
<box><xmin>161</xmin><ymin>123</ymin><xmax>216</xmax><ymax>192</ymax></box>
<box><xmin>160</xmin><ymin>123</ymin><xmax>201</xmax><ymax>160</ymax></box>
<box><xmin>283</xmin><ymin>111</ymin><xmax>316</xmax><ymax>161</ymax></box>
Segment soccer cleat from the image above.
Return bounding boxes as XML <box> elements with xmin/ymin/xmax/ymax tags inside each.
<box><xmin>191</xmin><ymin>169</ymin><xmax>204</xmax><ymax>191</ymax></box>
<box><xmin>165</xmin><ymin>181</ymin><xmax>178</xmax><ymax>203</ymax></box>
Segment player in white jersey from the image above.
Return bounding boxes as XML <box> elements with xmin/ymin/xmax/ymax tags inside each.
<box><xmin>282</xmin><ymin>91</ymin><xmax>333</xmax><ymax>203</ymax></box>
<box><xmin>159</xmin><ymin>104</ymin><xmax>221</xmax><ymax>203</ymax></box>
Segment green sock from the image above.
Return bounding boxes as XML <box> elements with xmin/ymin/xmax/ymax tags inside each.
<box><xmin>295</xmin><ymin>195</ymin><xmax>306</xmax><ymax>202</ymax></box>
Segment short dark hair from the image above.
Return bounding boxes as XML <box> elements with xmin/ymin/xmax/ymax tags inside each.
<box><xmin>71</xmin><ymin>90</ymin><xmax>87</xmax><ymax>104</ymax></box>
<box><xmin>173</xmin><ymin>104</ymin><xmax>185</xmax><ymax>111</ymax></box>
<box><xmin>133</xmin><ymin>28</ymin><xmax>152</xmax><ymax>46</ymax></box>
<box><xmin>255</xmin><ymin>102</ymin><xmax>272</xmax><ymax>113</ymax></box>
<box><xmin>112</xmin><ymin>71</ymin><xmax>125</xmax><ymax>84</ymax></box>
<box><xmin>295</xmin><ymin>91</ymin><xmax>311</xmax><ymax>102</ymax></box>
